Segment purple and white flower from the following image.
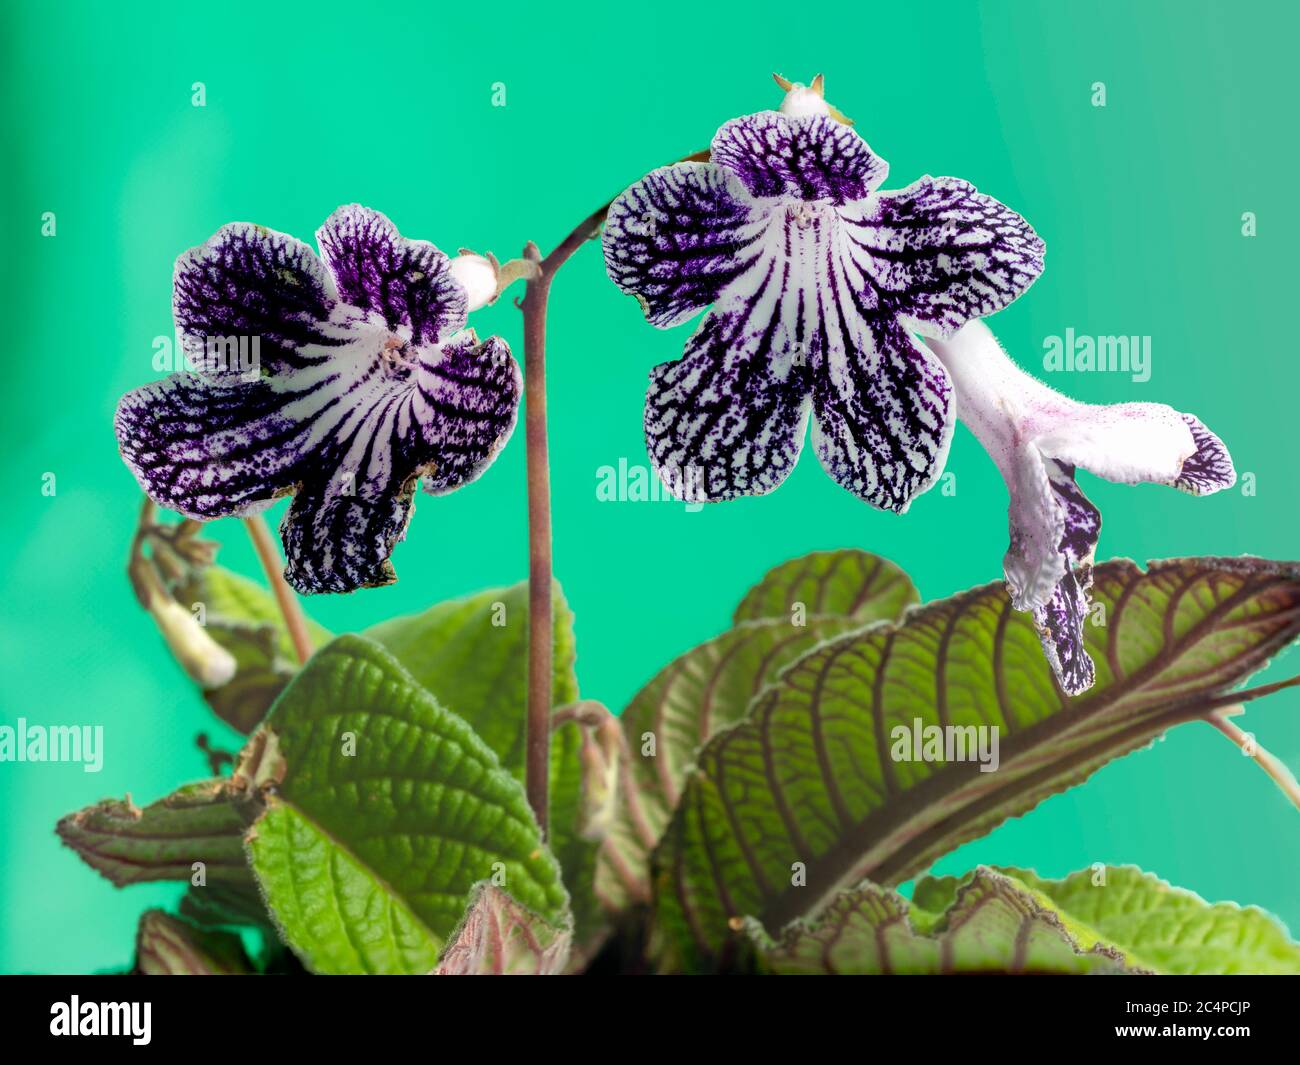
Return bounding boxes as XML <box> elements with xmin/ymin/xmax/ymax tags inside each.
<box><xmin>115</xmin><ymin>205</ymin><xmax>521</xmax><ymax>594</ymax></box>
<box><xmin>925</xmin><ymin>321</ymin><xmax>1236</xmax><ymax>694</ymax></box>
<box><xmin>602</xmin><ymin>76</ymin><xmax>1045</xmax><ymax>512</ymax></box>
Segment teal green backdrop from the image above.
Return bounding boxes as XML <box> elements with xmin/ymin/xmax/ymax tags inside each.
<box><xmin>2</xmin><ymin>0</ymin><xmax>1296</xmax><ymax>972</ymax></box>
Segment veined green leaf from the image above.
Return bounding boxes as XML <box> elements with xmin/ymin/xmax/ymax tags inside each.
<box><xmin>733</xmin><ymin>549</ymin><xmax>919</xmax><ymax>625</ymax></box>
<box><xmin>433</xmin><ymin>883</ymin><xmax>572</xmax><ymax>975</ymax></box>
<box><xmin>749</xmin><ymin>868</ymin><xmax>1135</xmax><ymax>975</ymax></box>
<box><xmin>57</xmin><ymin>780</ymin><xmax>254</xmax><ymax>888</ymax></box>
<box><xmin>967</xmin><ymin>866</ymin><xmax>1300</xmax><ymax>975</ymax></box>
<box><xmin>364</xmin><ymin>581</ymin><xmax>577</xmax><ymax>778</ymax></box>
<box><xmin>652</xmin><ymin>557</ymin><xmax>1300</xmax><ymax>971</ymax></box>
<box><xmin>135</xmin><ymin>910</ymin><xmax>254</xmax><ymax>975</ymax></box>
<box><xmin>244</xmin><ymin>634</ymin><xmax>567</xmax><ymax>975</ymax></box>
<box><xmin>368</xmin><ymin>582</ymin><xmax>595</xmax><ymax>957</ymax></box>
<box><xmin>597</xmin><ymin>550</ymin><xmax>917</xmax><ymax>917</ymax></box>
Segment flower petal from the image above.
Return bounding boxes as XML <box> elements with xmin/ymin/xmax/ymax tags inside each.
<box><xmin>1001</xmin><ymin>443</ymin><xmax>1065</xmax><ymax>609</ymax></box>
<box><xmin>115</xmin><ymin>373</ymin><xmax>306</xmax><ymax>520</ymax></box>
<box><xmin>281</xmin><ymin>479</ymin><xmax>416</xmax><ymax>594</ymax></box>
<box><xmin>1050</xmin><ymin>463</ymin><xmax>1102</xmax><ymax>566</ymax></box>
<box><xmin>603</xmin><ymin>162</ymin><xmax>766</xmax><ymax>328</ymax></box>
<box><xmin>644</xmin><ymin>307</ymin><xmax>812</xmax><ymax>503</ymax></box>
<box><xmin>1032</xmin><ymin>568</ymin><xmax>1097</xmax><ymax>696</ymax></box>
<box><xmin>316</xmin><ymin>204</ymin><xmax>467</xmax><ymax>345</ymax></box>
<box><xmin>276</xmin><ymin>359</ymin><xmax>428</xmax><ymax>593</ymax></box>
<box><xmin>275</xmin><ymin>328</ymin><xmax>520</xmax><ymax>593</ymax></box>
<box><xmin>1173</xmin><ymin>413</ymin><xmax>1236</xmax><ymax>495</ymax></box>
<box><xmin>172</xmin><ymin>223</ymin><xmax>340</xmax><ymax>376</ymax></box>
<box><xmin>811</xmin><ymin>312</ymin><xmax>954</xmax><ymax>513</ymax></box>
<box><xmin>1004</xmin><ymin>457</ymin><xmax>1102</xmax><ymax>694</ymax></box>
<box><xmin>1033</xmin><ymin>401</ymin><xmax>1200</xmax><ymax>486</ymax></box>
<box><xmin>841</xmin><ymin>176</ymin><xmax>1045</xmax><ymax>337</ymax></box>
<box><xmin>417</xmin><ymin>333</ymin><xmax>522</xmax><ymax>495</ymax></box>
<box><xmin>711</xmin><ymin>113</ymin><xmax>888</xmax><ymax>204</ymax></box>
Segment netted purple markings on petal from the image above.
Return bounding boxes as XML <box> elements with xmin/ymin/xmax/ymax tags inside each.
<box><xmin>603</xmin><ymin>162</ymin><xmax>768</xmax><ymax>328</ymax></box>
<box><xmin>644</xmin><ymin>306</ymin><xmax>813</xmax><ymax>503</ymax></box>
<box><xmin>810</xmin><ymin>298</ymin><xmax>954</xmax><ymax>514</ymax></box>
<box><xmin>115</xmin><ymin>373</ymin><xmax>308</xmax><ymax>520</ymax></box>
<box><xmin>122</xmin><ymin>207</ymin><xmax>523</xmax><ymax>597</ymax></box>
<box><xmin>1032</xmin><ymin>567</ymin><xmax>1097</xmax><ymax>697</ymax></box>
<box><xmin>418</xmin><ymin>334</ymin><xmax>522</xmax><ymax>495</ymax></box>
<box><xmin>842</xmin><ymin>176</ymin><xmax>1045</xmax><ymax>337</ymax></box>
<box><xmin>281</xmin><ymin>479</ymin><xmax>417</xmax><ymax>595</ymax></box>
<box><xmin>1038</xmin><ymin>464</ymin><xmax>1101</xmax><ymax>694</ymax></box>
<box><xmin>317</xmin><ymin>205</ymin><xmax>467</xmax><ymax>346</ymax></box>
<box><xmin>172</xmin><ymin>223</ymin><xmax>341</xmax><ymax>376</ymax></box>
<box><xmin>1173</xmin><ymin>413</ymin><xmax>1236</xmax><ymax>495</ymax></box>
<box><xmin>711</xmin><ymin>113</ymin><xmax>888</xmax><ymax>205</ymax></box>
<box><xmin>1047</xmin><ymin>463</ymin><xmax>1102</xmax><ymax>566</ymax></box>
<box><xmin>280</xmin><ymin>332</ymin><xmax>521</xmax><ymax>593</ymax></box>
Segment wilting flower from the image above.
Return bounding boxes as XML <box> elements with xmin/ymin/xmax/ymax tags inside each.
<box><xmin>603</xmin><ymin>75</ymin><xmax>1045</xmax><ymax>512</ymax></box>
<box><xmin>924</xmin><ymin>321</ymin><xmax>1236</xmax><ymax>694</ymax></box>
<box><xmin>115</xmin><ymin>205</ymin><xmax>521</xmax><ymax>594</ymax></box>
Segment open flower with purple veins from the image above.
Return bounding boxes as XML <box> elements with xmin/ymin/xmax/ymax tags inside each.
<box><xmin>602</xmin><ymin>74</ymin><xmax>1045</xmax><ymax>512</ymax></box>
<box><xmin>925</xmin><ymin>320</ymin><xmax>1237</xmax><ymax>694</ymax></box>
<box><xmin>115</xmin><ymin>205</ymin><xmax>522</xmax><ymax>595</ymax></box>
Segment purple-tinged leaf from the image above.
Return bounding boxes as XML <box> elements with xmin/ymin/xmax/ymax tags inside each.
<box><xmin>748</xmin><ymin>868</ymin><xmax>1134</xmax><ymax>975</ymax></box>
<box><xmin>651</xmin><ymin>556</ymin><xmax>1300</xmax><ymax>971</ymax></box>
<box><xmin>57</xmin><ymin>780</ymin><xmax>255</xmax><ymax>888</ymax></box>
<box><xmin>135</xmin><ymin>910</ymin><xmax>254</xmax><ymax>975</ymax></box>
<box><xmin>433</xmin><ymin>884</ymin><xmax>571</xmax><ymax>976</ymax></box>
<box><xmin>596</xmin><ymin>551</ymin><xmax>917</xmax><ymax>917</ymax></box>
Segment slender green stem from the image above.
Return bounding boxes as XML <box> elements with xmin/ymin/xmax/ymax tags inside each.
<box><xmin>243</xmin><ymin>515</ymin><xmax>313</xmax><ymax>665</ymax></box>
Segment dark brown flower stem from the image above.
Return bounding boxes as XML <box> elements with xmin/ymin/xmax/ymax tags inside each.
<box><xmin>517</xmin><ymin>150</ymin><xmax>709</xmax><ymax>837</ymax></box>
<box><xmin>243</xmin><ymin>515</ymin><xmax>314</xmax><ymax>665</ymax></box>
<box><xmin>519</xmin><ymin>240</ymin><xmax>554</xmax><ymax>837</ymax></box>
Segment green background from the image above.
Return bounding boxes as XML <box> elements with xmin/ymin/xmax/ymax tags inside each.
<box><xmin>2</xmin><ymin>0</ymin><xmax>1296</xmax><ymax>973</ymax></box>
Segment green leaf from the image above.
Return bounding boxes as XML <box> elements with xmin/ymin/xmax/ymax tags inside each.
<box><xmin>433</xmin><ymin>883</ymin><xmax>572</xmax><ymax>975</ymax></box>
<box><xmin>176</xmin><ymin>565</ymin><xmax>333</xmax><ymax>734</ymax></box>
<box><xmin>56</xmin><ymin>780</ymin><xmax>254</xmax><ymax>888</ymax></box>
<box><xmin>244</xmin><ymin>634</ymin><xmax>567</xmax><ymax>975</ymax></box>
<box><xmin>179</xmin><ymin>880</ymin><xmax>274</xmax><ymax>931</ymax></box>
<box><xmin>971</xmin><ymin>866</ymin><xmax>1300</xmax><ymax>975</ymax></box>
<box><xmin>364</xmin><ymin>581</ymin><xmax>577</xmax><ymax>778</ymax></box>
<box><xmin>652</xmin><ymin>557</ymin><xmax>1300</xmax><ymax>971</ymax></box>
<box><xmin>733</xmin><ymin>549</ymin><xmax>919</xmax><ymax>625</ymax></box>
<box><xmin>135</xmin><ymin>910</ymin><xmax>254</xmax><ymax>975</ymax></box>
<box><xmin>598</xmin><ymin>550</ymin><xmax>917</xmax><ymax>917</ymax></box>
<box><xmin>749</xmin><ymin>868</ymin><xmax>1134</xmax><ymax>974</ymax></box>
<box><xmin>365</xmin><ymin>582</ymin><xmax>593</xmax><ymax>960</ymax></box>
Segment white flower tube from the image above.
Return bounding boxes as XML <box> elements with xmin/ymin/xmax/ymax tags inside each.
<box><xmin>922</xmin><ymin>320</ymin><xmax>1235</xmax><ymax>694</ymax></box>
